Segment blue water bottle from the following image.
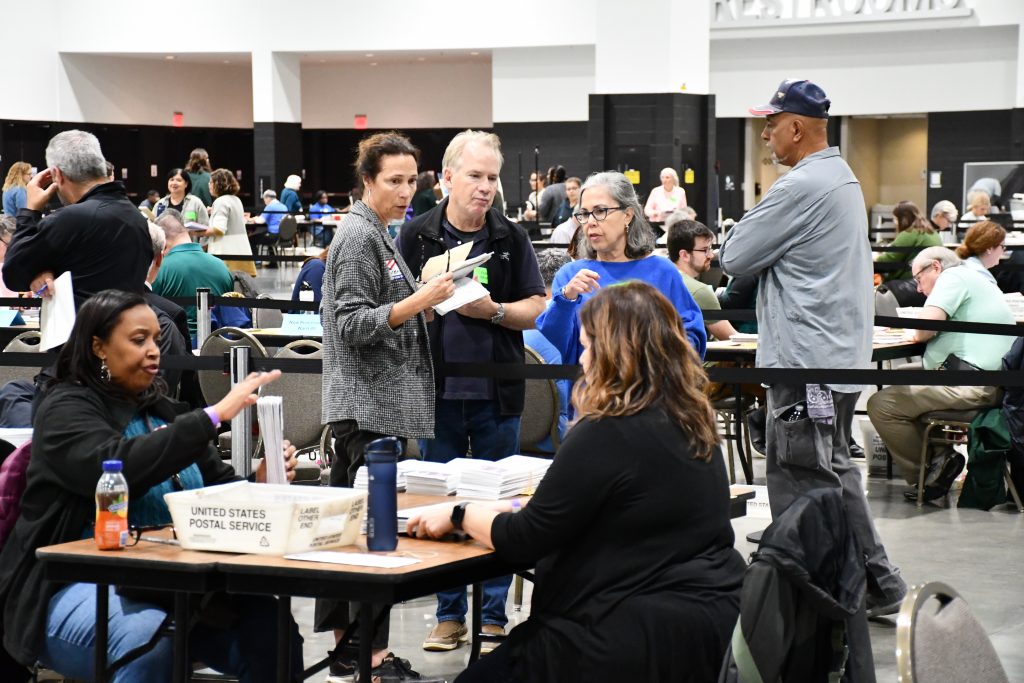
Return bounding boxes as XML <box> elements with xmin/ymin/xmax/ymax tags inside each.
<box><xmin>366</xmin><ymin>437</ymin><xmax>400</xmax><ymax>551</ymax></box>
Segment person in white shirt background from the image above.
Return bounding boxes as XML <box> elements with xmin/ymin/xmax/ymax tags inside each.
<box><xmin>644</xmin><ymin>167</ymin><xmax>687</xmax><ymax>222</ymax></box>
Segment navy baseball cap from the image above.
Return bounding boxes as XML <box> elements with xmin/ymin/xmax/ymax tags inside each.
<box><xmin>749</xmin><ymin>79</ymin><xmax>831</xmax><ymax>119</ymax></box>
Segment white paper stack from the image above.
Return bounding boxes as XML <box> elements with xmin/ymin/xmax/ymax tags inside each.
<box><xmin>404</xmin><ymin>461</ymin><xmax>463</xmax><ymax>495</ymax></box>
<box><xmin>353</xmin><ymin>460</ymin><xmax>439</xmax><ymax>491</ymax></box>
<box><xmin>256</xmin><ymin>396</ymin><xmax>287</xmax><ymax>485</ymax></box>
<box><xmin>455</xmin><ymin>455</ymin><xmax>552</xmax><ymax>500</ymax></box>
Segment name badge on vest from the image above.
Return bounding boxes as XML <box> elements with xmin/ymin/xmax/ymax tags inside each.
<box><xmin>386</xmin><ymin>259</ymin><xmax>405</xmax><ymax>282</ymax></box>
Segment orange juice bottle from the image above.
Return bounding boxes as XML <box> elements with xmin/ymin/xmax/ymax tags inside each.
<box><xmin>95</xmin><ymin>460</ymin><xmax>128</xmax><ymax>550</ymax></box>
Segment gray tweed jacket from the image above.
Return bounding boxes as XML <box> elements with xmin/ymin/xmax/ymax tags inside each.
<box><xmin>321</xmin><ymin>201</ymin><xmax>435</xmax><ymax>437</ymax></box>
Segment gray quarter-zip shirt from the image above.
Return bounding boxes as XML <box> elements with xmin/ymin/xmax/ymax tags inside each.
<box><xmin>718</xmin><ymin>146</ymin><xmax>872</xmax><ymax>393</ymax></box>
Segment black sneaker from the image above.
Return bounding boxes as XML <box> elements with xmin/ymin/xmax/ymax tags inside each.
<box><xmin>328</xmin><ymin>652</ymin><xmax>446</xmax><ymax>683</ymax></box>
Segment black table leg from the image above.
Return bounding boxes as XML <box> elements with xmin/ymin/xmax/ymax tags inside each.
<box><xmin>359</xmin><ymin>603</ymin><xmax>373</xmax><ymax>682</ymax></box>
<box><xmin>95</xmin><ymin>584</ymin><xmax>109</xmax><ymax>683</ymax></box>
<box><xmin>877</xmin><ymin>360</ymin><xmax>893</xmax><ymax>480</ymax></box>
<box><xmin>468</xmin><ymin>582</ymin><xmax>483</xmax><ymax>663</ymax></box>
<box><xmin>276</xmin><ymin>596</ymin><xmax>291</xmax><ymax>683</ymax></box>
<box><xmin>173</xmin><ymin>593</ymin><xmax>190</xmax><ymax>683</ymax></box>
<box><xmin>733</xmin><ymin>382</ymin><xmax>754</xmax><ymax>484</ymax></box>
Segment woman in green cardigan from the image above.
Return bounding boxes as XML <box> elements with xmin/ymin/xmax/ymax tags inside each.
<box><xmin>877</xmin><ymin>200</ymin><xmax>943</xmax><ymax>282</ymax></box>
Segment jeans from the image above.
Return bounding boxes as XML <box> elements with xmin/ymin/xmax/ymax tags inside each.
<box><xmin>766</xmin><ymin>384</ymin><xmax>907</xmax><ymax>604</ymax></box>
<box><xmin>39</xmin><ymin>583</ymin><xmax>303</xmax><ymax>683</ymax></box>
<box><xmin>420</xmin><ymin>398</ymin><xmax>519</xmax><ymax>627</ymax></box>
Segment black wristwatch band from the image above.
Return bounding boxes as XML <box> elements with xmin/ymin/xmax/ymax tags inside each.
<box><xmin>450</xmin><ymin>502</ymin><xmax>470</xmax><ymax>531</ymax></box>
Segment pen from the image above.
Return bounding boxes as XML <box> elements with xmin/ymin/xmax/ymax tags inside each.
<box><xmin>35</xmin><ymin>284</ymin><xmax>48</xmax><ymax>297</ymax></box>
<box><xmin>139</xmin><ymin>536</ymin><xmax>180</xmax><ymax>546</ymax></box>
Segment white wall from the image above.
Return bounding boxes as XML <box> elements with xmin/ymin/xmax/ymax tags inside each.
<box><xmin>711</xmin><ymin>25</ymin><xmax>1018</xmax><ymax>117</ymax></box>
<box><xmin>56</xmin><ymin>54</ymin><xmax>254</xmax><ymax>128</ymax></box>
<box><xmin>492</xmin><ymin>46</ymin><xmax>594</xmax><ymax>122</ymax></box>
<box><xmin>301</xmin><ymin>60</ymin><xmax>491</xmax><ymax>129</ymax></box>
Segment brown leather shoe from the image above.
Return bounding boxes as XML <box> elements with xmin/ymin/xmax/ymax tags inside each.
<box><xmin>422</xmin><ymin>620</ymin><xmax>468</xmax><ymax>652</ymax></box>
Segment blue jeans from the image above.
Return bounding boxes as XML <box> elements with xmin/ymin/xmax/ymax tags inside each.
<box><xmin>419</xmin><ymin>398</ymin><xmax>519</xmax><ymax>627</ymax></box>
<box><xmin>40</xmin><ymin>583</ymin><xmax>303</xmax><ymax>683</ymax></box>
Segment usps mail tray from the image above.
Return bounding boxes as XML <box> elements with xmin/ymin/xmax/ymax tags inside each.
<box><xmin>165</xmin><ymin>481</ymin><xmax>367</xmax><ymax>555</ymax></box>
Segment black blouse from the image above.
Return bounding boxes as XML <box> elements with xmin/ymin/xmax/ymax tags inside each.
<box><xmin>491</xmin><ymin>407</ymin><xmax>746</xmax><ymax>682</ymax></box>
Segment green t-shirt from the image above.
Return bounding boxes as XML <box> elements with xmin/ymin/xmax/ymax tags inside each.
<box><xmin>877</xmin><ymin>229</ymin><xmax>943</xmax><ymax>282</ymax></box>
<box><xmin>152</xmin><ymin>243</ymin><xmax>234</xmax><ymax>335</ymax></box>
<box><xmin>682</xmin><ymin>272</ymin><xmax>721</xmax><ymax>339</ymax></box>
<box><xmin>923</xmin><ymin>265</ymin><xmax>1015</xmax><ymax>370</ymax></box>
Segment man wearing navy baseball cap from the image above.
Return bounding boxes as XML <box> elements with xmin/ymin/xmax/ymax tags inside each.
<box><xmin>719</xmin><ymin>79</ymin><xmax>909</xmax><ymax>627</ymax></box>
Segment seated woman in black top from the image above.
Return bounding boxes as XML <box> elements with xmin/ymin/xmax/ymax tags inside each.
<box><xmin>408</xmin><ymin>281</ymin><xmax>746</xmax><ymax>683</ymax></box>
<box><xmin>0</xmin><ymin>289</ymin><xmax>302</xmax><ymax>682</ymax></box>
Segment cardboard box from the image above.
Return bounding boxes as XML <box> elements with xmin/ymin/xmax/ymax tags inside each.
<box><xmin>165</xmin><ymin>481</ymin><xmax>366</xmax><ymax>555</ymax></box>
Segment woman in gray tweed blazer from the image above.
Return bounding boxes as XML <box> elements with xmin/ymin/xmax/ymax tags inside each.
<box><xmin>317</xmin><ymin>131</ymin><xmax>454</xmax><ymax>674</ymax></box>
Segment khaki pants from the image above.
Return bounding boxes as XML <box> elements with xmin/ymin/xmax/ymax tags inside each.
<box><xmin>866</xmin><ymin>383</ymin><xmax>1001</xmax><ymax>485</ymax></box>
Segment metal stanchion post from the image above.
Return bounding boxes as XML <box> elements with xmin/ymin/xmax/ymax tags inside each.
<box><xmin>230</xmin><ymin>346</ymin><xmax>253</xmax><ymax>478</ymax></box>
<box><xmin>196</xmin><ymin>288</ymin><xmax>211</xmax><ymax>349</ymax></box>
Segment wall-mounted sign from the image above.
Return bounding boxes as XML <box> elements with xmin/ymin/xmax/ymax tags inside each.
<box><xmin>624</xmin><ymin>169</ymin><xmax>640</xmax><ymax>185</ymax></box>
<box><xmin>354</xmin><ymin>114</ymin><xmax>368</xmax><ymax>130</ymax></box>
<box><xmin>712</xmin><ymin>0</ymin><xmax>970</xmax><ymax>27</ymax></box>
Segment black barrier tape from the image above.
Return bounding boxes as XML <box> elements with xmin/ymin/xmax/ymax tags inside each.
<box><xmin>1</xmin><ymin>351</ymin><xmax>1022</xmax><ymax>388</ymax></box>
<box><xmin>163</xmin><ymin>295</ymin><xmax>320</xmax><ymax>312</ymax></box>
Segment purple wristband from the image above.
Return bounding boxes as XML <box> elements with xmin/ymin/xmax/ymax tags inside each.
<box><xmin>510</xmin><ymin>499</ymin><xmax>522</xmax><ymax>513</ymax></box>
<box><xmin>203</xmin><ymin>406</ymin><xmax>221</xmax><ymax>429</ymax></box>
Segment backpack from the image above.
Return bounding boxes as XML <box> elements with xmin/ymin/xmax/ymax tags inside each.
<box><xmin>0</xmin><ymin>441</ymin><xmax>31</xmax><ymax>549</ymax></box>
<box><xmin>231</xmin><ymin>270</ymin><xmax>261</xmax><ymax>299</ymax></box>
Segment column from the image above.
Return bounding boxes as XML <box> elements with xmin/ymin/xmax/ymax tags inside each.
<box><xmin>251</xmin><ymin>51</ymin><xmax>303</xmax><ymax>199</ymax></box>
<box><xmin>589</xmin><ymin>1</ymin><xmax>717</xmax><ymax>225</ymax></box>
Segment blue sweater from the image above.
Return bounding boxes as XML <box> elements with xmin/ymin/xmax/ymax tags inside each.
<box><xmin>537</xmin><ymin>256</ymin><xmax>706</xmax><ymax>363</ymax></box>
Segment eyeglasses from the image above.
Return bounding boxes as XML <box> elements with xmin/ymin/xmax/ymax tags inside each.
<box><xmin>691</xmin><ymin>247</ymin><xmax>714</xmax><ymax>255</ymax></box>
<box><xmin>126</xmin><ymin>524</ymin><xmax>178</xmax><ymax>547</ymax></box>
<box><xmin>911</xmin><ymin>264</ymin><xmax>934</xmax><ymax>285</ymax></box>
<box><xmin>572</xmin><ymin>206</ymin><xmax>627</xmax><ymax>223</ymax></box>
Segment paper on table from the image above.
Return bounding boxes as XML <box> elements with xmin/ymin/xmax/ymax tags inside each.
<box><xmin>433</xmin><ymin>278</ymin><xmax>490</xmax><ymax>316</ymax></box>
<box><xmin>284</xmin><ymin>551</ymin><xmax>421</xmax><ymax>568</ymax></box>
<box><xmin>40</xmin><ymin>271</ymin><xmax>75</xmax><ymax>351</ymax></box>
<box><xmin>256</xmin><ymin>396</ymin><xmax>287</xmax><ymax>485</ymax></box>
<box><xmin>421</xmin><ymin>242</ymin><xmax>473</xmax><ymax>281</ymax></box>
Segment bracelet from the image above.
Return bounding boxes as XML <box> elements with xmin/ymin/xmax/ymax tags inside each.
<box><xmin>561</xmin><ymin>286</ymin><xmax>578</xmax><ymax>302</ymax></box>
<box><xmin>510</xmin><ymin>499</ymin><xmax>522</xmax><ymax>513</ymax></box>
<box><xmin>203</xmin><ymin>406</ymin><xmax>222</xmax><ymax>429</ymax></box>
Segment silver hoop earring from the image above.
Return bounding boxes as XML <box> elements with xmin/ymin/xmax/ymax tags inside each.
<box><xmin>100</xmin><ymin>359</ymin><xmax>111</xmax><ymax>383</ymax></box>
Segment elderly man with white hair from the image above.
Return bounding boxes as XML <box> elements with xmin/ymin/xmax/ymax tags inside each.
<box><xmin>2</xmin><ymin>129</ymin><xmax>151</xmax><ymax>307</ymax></box>
<box><xmin>930</xmin><ymin>199</ymin><xmax>959</xmax><ymax>244</ymax></box>
<box><xmin>867</xmin><ymin>245</ymin><xmax>1016</xmax><ymax>500</ymax></box>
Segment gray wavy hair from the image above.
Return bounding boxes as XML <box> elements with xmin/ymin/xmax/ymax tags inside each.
<box><xmin>575</xmin><ymin>171</ymin><xmax>655</xmax><ymax>260</ymax></box>
<box><xmin>45</xmin><ymin>130</ymin><xmax>108</xmax><ymax>183</ymax></box>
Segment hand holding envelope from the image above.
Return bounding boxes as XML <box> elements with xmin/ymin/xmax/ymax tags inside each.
<box><xmin>419</xmin><ymin>243</ymin><xmax>493</xmax><ymax>316</ymax></box>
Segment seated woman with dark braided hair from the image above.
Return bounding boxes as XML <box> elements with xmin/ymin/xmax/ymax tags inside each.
<box><xmin>408</xmin><ymin>281</ymin><xmax>745</xmax><ymax>683</ymax></box>
<box><xmin>0</xmin><ymin>289</ymin><xmax>302</xmax><ymax>682</ymax></box>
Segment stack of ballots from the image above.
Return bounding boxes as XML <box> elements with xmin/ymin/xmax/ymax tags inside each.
<box><xmin>456</xmin><ymin>455</ymin><xmax>552</xmax><ymax>500</ymax></box>
<box><xmin>353</xmin><ymin>459</ymin><xmax>440</xmax><ymax>492</ymax></box>
<box><xmin>403</xmin><ymin>460</ymin><xmax>469</xmax><ymax>496</ymax></box>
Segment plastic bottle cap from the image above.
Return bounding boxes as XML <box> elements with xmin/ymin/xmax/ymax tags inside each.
<box><xmin>102</xmin><ymin>460</ymin><xmax>123</xmax><ymax>472</ymax></box>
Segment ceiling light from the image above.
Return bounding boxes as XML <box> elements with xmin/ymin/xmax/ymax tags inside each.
<box><xmin>370</xmin><ymin>62</ymin><xmax>378</xmax><ymax>67</ymax></box>
<box><xmin>366</xmin><ymin>53</ymin><xmax>374</xmax><ymax>58</ymax></box>
<box><xmin>417</xmin><ymin>56</ymin><xmax>426</xmax><ymax>61</ymax></box>
<box><xmin>165</xmin><ymin>55</ymin><xmax>175</xmax><ymax>60</ymax></box>
<box><xmin>470</xmin><ymin>51</ymin><xmax>479</xmax><ymax>56</ymax></box>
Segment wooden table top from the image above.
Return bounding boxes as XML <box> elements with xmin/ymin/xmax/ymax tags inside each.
<box><xmin>39</xmin><ymin>489</ymin><xmax>756</xmax><ymax>573</ymax></box>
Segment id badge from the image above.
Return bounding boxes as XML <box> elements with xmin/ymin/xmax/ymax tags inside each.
<box><xmin>806</xmin><ymin>384</ymin><xmax>835</xmax><ymax>424</ymax></box>
<box><xmin>473</xmin><ymin>266</ymin><xmax>489</xmax><ymax>285</ymax></box>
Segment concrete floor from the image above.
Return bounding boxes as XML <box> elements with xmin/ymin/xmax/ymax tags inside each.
<box><xmin>253</xmin><ymin>260</ymin><xmax>1024</xmax><ymax>682</ymax></box>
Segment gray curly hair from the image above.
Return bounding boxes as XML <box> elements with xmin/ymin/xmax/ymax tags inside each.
<box><xmin>575</xmin><ymin>171</ymin><xmax>655</xmax><ymax>260</ymax></box>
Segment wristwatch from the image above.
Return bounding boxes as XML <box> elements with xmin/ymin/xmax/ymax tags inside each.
<box><xmin>450</xmin><ymin>502</ymin><xmax>471</xmax><ymax>531</ymax></box>
<box><xmin>490</xmin><ymin>302</ymin><xmax>506</xmax><ymax>325</ymax></box>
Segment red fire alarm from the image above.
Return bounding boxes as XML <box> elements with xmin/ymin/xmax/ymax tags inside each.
<box><xmin>172</xmin><ymin>112</ymin><xmax>184</xmax><ymax>127</ymax></box>
<box><xmin>354</xmin><ymin>114</ymin><xmax>368</xmax><ymax>130</ymax></box>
